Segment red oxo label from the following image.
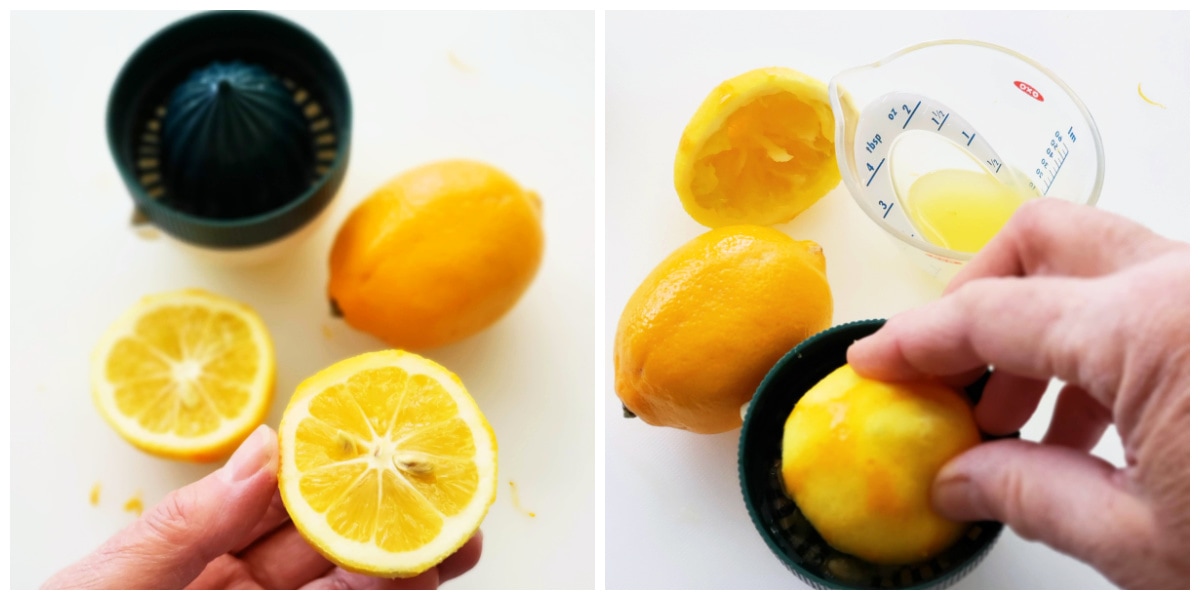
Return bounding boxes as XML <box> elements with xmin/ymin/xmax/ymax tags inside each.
<box><xmin>1014</xmin><ymin>81</ymin><xmax>1044</xmax><ymax>102</ymax></box>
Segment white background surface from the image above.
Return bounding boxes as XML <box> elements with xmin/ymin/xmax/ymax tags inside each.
<box><xmin>605</xmin><ymin>11</ymin><xmax>1188</xmax><ymax>590</ymax></box>
<box><xmin>10</xmin><ymin>11</ymin><xmax>595</xmax><ymax>589</ymax></box>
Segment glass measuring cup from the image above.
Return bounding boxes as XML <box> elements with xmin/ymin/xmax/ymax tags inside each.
<box><xmin>829</xmin><ymin>40</ymin><xmax>1105</xmax><ymax>283</ymax></box>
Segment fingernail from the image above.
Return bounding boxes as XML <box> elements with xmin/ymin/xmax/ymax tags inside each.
<box><xmin>932</xmin><ymin>472</ymin><xmax>983</xmax><ymax>521</ymax></box>
<box><xmin>225</xmin><ymin>426</ymin><xmax>270</xmax><ymax>483</ymax></box>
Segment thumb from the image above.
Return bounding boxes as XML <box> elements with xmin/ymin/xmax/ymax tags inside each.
<box><xmin>933</xmin><ymin>439</ymin><xmax>1155</xmax><ymax>585</ymax></box>
<box><xmin>44</xmin><ymin>425</ymin><xmax>279</xmax><ymax>589</ymax></box>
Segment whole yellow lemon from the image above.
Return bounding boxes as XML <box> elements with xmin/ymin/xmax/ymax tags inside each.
<box><xmin>781</xmin><ymin>364</ymin><xmax>981</xmax><ymax>565</ymax></box>
<box><xmin>614</xmin><ymin>225</ymin><xmax>832</xmax><ymax>433</ymax></box>
<box><xmin>328</xmin><ymin>160</ymin><xmax>543</xmax><ymax>350</ymax></box>
<box><xmin>675</xmin><ymin>67</ymin><xmax>841</xmax><ymax>228</ymax></box>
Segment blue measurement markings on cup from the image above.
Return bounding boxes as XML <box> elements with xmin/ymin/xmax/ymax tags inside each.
<box><xmin>930</xmin><ymin>108</ymin><xmax>950</xmax><ymax>131</ymax></box>
<box><xmin>1032</xmin><ymin>126</ymin><xmax>1074</xmax><ymax>195</ymax></box>
<box><xmin>866</xmin><ymin>97</ymin><xmax>991</xmax><ymax>194</ymax></box>
<box><xmin>855</xmin><ymin>92</ymin><xmax>1027</xmax><ymax>241</ymax></box>
<box><xmin>864</xmin><ymin>134</ymin><xmax>894</xmax><ymax>217</ymax></box>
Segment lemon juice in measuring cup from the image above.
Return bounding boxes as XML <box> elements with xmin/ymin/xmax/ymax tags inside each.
<box><xmin>829</xmin><ymin>40</ymin><xmax>1104</xmax><ymax>282</ymax></box>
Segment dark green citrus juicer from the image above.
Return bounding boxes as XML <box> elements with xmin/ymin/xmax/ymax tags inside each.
<box><xmin>739</xmin><ymin>319</ymin><xmax>1007</xmax><ymax>589</ymax></box>
<box><xmin>106</xmin><ymin>11</ymin><xmax>352</xmax><ymax>249</ymax></box>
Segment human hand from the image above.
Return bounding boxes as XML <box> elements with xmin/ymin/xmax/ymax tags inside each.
<box><xmin>43</xmin><ymin>425</ymin><xmax>483</xmax><ymax>589</ymax></box>
<box><xmin>847</xmin><ymin>198</ymin><xmax>1188</xmax><ymax>589</ymax></box>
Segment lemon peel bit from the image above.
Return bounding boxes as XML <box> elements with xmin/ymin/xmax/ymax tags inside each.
<box><xmin>508</xmin><ymin>480</ymin><xmax>536</xmax><ymax>518</ymax></box>
<box><xmin>1138</xmin><ymin>83</ymin><xmax>1166</xmax><ymax>109</ymax></box>
<box><xmin>448</xmin><ymin>51</ymin><xmax>475</xmax><ymax>74</ymax></box>
<box><xmin>123</xmin><ymin>491</ymin><xmax>144</xmax><ymax>516</ymax></box>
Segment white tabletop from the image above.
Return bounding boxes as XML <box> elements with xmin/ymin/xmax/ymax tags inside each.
<box><xmin>10</xmin><ymin>11</ymin><xmax>595</xmax><ymax>590</ymax></box>
<box><xmin>604</xmin><ymin>10</ymin><xmax>1188</xmax><ymax>589</ymax></box>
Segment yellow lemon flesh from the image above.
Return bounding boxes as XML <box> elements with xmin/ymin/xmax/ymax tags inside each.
<box><xmin>615</xmin><ymin>225</ymin><xmax>833</xmax><ymax>434</ymax></box>
<box><xmin>675</xmin><ymin>67</ymin><xmax>841</xmax><ymax>228</ymax></box>
<box><xmin>90</xmin><ymin>289</ymin><xmax>275</xmax><ymax>462</ymax></box>
<box><xmin>328</xmin><ymin>159</ymin><xmax>543</xmax><ymax>350</ymax></box>
<box><xmin>278</xmin><ymin>350</ymin><xmax>498</xmax><ymax>578</ymax></box>
<box><xmin>781</xmin><ymin>364</ymin><xmax>981</xmax><ymax>565</ymax></box>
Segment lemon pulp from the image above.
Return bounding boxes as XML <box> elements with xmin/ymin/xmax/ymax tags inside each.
<box><xmin>674</xmin><ymin>67</ymin><xmax>841</xmax><ymax>228</ymax></box>
<box><xmin>689</xmin><ymin>92</ymin><xmax>835</xmax><ymax>220</ymax></box>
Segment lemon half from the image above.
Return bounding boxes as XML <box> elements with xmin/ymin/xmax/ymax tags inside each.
<box><xmin>90</xmin><ymin>289</ymin><xmax>275</xmax><ymax>462</ymax></box>
<box><xmin>675</xmin><ymin>67</ymin><xmax>841</xmax><ymax>228</ymax></box>
<box><xmin>278</xmin><ymin>350</ymin><xmax>498</xmax><ymax>578</ymax></box>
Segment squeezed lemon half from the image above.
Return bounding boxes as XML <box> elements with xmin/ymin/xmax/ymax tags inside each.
<box><xmin>675</xmin><ymin>67</ymin><xmax>841</xmax><ymax>228</ymax></box>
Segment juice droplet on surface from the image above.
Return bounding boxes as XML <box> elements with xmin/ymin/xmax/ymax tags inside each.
<box><xmin>89</xmin><ymin>482</ymin><xmax>102</xmax><ymax>507</ymax></box>
<box><xmin>904</xmin><ymin>169</ymin><xmax>1032</xmax><ymax>254</ymax></box>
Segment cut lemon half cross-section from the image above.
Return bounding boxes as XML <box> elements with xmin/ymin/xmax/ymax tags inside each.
<box><xmin>90</xmin><ymin>289</ymin><xmax>275</xmax><ymax>462</ymax></box>
<box><xmin>278</xmin><ymin>350</ymin><xmax>498</xmax><ymax>578</ymax></box>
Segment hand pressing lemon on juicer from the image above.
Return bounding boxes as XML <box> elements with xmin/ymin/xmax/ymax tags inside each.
<box><xmin>616</xmin><ymin>61</ymin><xmax>1188</xmax><ymax>589</ymax></box>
